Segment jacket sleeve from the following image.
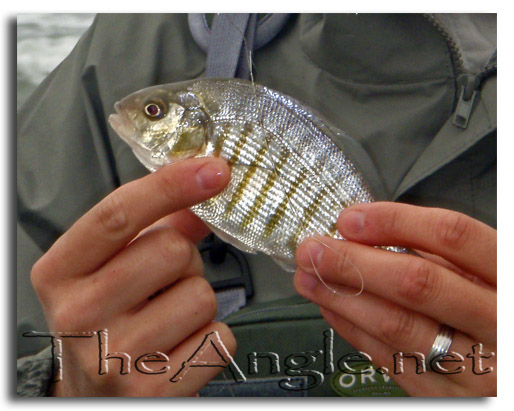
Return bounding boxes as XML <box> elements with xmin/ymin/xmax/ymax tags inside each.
<box><xmin>16</xmin><ymin>16</ymin><xmax>120</xmax><ymax>396</ymax></box>
<box><xmin>17</xmin><ymin>347</ymin><xmax>54</xmax><ymax>397</ymax></box>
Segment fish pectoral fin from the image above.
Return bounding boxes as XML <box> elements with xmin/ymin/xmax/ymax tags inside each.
<box><xmin>271</xmin><ymin>255</ymin><xmax>296</xmax><ymax>273</ymax></box>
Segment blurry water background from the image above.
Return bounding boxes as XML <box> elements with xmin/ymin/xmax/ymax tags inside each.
<box><xmin>17</xmin><ymin>13</ymin><xmax>96</xmax><ymax>109</ymax></box>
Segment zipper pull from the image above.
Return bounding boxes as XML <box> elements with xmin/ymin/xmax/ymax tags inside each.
<box><xmin>453</xmin><ymin>74</ymin><xmax>480</xmax><ymax>129</ymax></box>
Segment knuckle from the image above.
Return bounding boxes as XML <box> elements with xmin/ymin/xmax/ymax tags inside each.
<box><xmin>50</xmin><ymin>302</ymin><xmax>80</xmax><ymax>331</ymax></box>
<box><xmin>379</xmin><ymin>307</ymin><xmax>416</xmax><ymax>346</ymax></box>
<box><xmin>30</xmin><ymin>254</ymin><xmax>58</xmax><ymax>302</ymax></box>
<box><xmin>340</xmin><ymin>319</ymin><xmax>358</xmax><ymax>336</ymax></box>
<box><xmin>30</xmin><ymin>258</ymin><xmax>48</xmax><ymax>297</ymax></box>
<box><xmin>433</xmin><ymin>211</ymin><xmax>472</xmax><ymax>251</ymax></box>
<box><xmin>50</xmin><ymin>293</ymin><xmax>97</xmax><ymax>331</ymax></box>
<box><xmin>185</xmin><ymin>246</ymin><xmax>205</xmax><ymax>277</ymax></box>
<box><xmin>188</xmin><ymin>276</ymin><xmax>217</xmax><ymax>315</ymax></box>
<box><xmin>95</xmin><ymin>192</ymin><xmax>130</xmax><ymax>236</ymax></box>
<box><xmin>397</xmin><ymin>258</ymin><xmax>439</xmax><ymax>304</ymax></box>
<box><xmin>155</xmin><ymin>228</ymin><xmax>193</xmax><ymax>271</ymax></box>
<box><xmin>324</xmin><ymin>287</ymin><xmax>343</xmax><ymax>308</ymax></box>
<box><xmin>157</xmin><ymin>170</ymin><xmax>181</xmax><ymax>205</ymax></box>
<box><xmin>383</xmin><ymin>205</ymin><xmax>402</xmax><ymax>236</ymax></box>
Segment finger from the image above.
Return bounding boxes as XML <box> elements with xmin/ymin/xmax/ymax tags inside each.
<box><xmin>413</xmin><ymin>249</ymin><xmax>468</xmax><ymax>277</ymax></box>
<box><xmin>164</xmin><ymin>322</ymin><xmax>237</xmax><ymax>397</ymax></box>
<box><xmin>295</xmin><ymin>270</ymin><xmax>481</xmax><ymax>374</ymax></box>
<box><xmin>164</xmin><ymin>210</ymin><xmax>212</xmax><ymax>244</ymax></box>
<box><xmin>85</xmin><ymin>226</ymin><xmax>204</xmax><ymax>316</ymax></box>
<box><xmin>129</xmin><ymin>277</ymin><xmax>218</xmax><ymax>354</ymax></box>
<box><xmin>415</xmin><ymin>250</ymin><xmax>495</xmax><ymax>291</ymax></box>
<box><xmin>319</xmin><ymin>308</ymin><xmax>465</xmax><ymax>397</ymax></box>
<box><xmin>337</xmin><ymin>202</ymin><xmax>497</xmax><ymax>284</ymax></box>
<box><xmin>42</xmin><ymin>157</ymin><xmax>230</xmax><ymax>278</ymax></box>
<box><xmin>296</xmin><ymin>237</ymin><xmax>497</xmax><ymax>342</ymax></box>
<box><xmin>138</xmin><ymin>210</ymin><xmax>211</xmax><ymax>245</ymax></box>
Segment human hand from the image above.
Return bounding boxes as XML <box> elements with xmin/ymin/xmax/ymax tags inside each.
<box><xmin>294</xmin><ymin>202</ymin><xmax>496</xmax><ymax>397</ymax></box>
<box><xmin>30</xmin><ymin>157</ymin><xmax>236</xmax><ymax>397</ymax></box>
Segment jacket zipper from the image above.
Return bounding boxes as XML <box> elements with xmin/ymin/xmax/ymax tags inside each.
<box><xmin>424</xmin><ymin>14</ymin><xmax>497</xmax><ymax>129</ymax></box>
<box><xmin>424</xmin><ymin>13</ymin><xmax>465</xmax><ymax>77</ymax></box>
<box><xmin>452</xmin><ymin>56</ymin><xmax>497</xmax><ymax>129</ymax></box>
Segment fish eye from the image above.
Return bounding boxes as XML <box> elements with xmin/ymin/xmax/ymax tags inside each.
<box><xmin>143</xmin><ymin>99</ymin><xmax>166</xmax><ymax>120</ymax></box>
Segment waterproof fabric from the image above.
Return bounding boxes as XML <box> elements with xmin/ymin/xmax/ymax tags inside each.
<box><xmin>17</xmin><ymin>14</ymin><xmax>496</xmax><ymax>397</ymax></box>
<box><xmin>434</xmin><ymin>13</ymin><xmax>497</xmax><ymax>74</ymax></box>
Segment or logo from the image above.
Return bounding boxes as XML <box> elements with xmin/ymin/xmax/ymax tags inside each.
<box><xmin>330</xmin><ymin>362</ymin><xmax>407</xmax><ymax>397</ymax></box>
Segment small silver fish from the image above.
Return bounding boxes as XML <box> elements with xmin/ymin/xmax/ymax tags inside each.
<box><xmin>109</xmin><ymin>78</ymin><xmax>400</xmax><ymax>272</ymax></box>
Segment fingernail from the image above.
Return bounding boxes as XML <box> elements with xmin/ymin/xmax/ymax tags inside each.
<box><xmin>297</xmin><ymin>240</ymin><xmax>323</xmax><ymax>273</ymax></box>
<box><xmin>196</xmin><ymin>161</ymin><xmax>226</xmax><ymax>190</ymax></box>
<box><xmin>296</xmin><ymin>270</ymin><xmax>318</xmax><ymax>292</ymax></box>
<box><xmin>340</xmin><ymin>210</ymin><xmax>365</xmax><ymax>235</ymax></box>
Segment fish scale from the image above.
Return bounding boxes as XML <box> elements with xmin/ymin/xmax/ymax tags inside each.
<box><xmin>109</xmin><ymin>78</ymin><xmax>405</xmax><ymax>272</ymax></box>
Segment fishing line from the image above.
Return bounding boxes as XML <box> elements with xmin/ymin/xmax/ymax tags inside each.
<box><xmin>309</xmin><ymin>237</ymin><xmax>364</xmax><ymax>297</ymax></box>
<box><xmin>226</xmin><ymin>14</ymin><xmax>365</xmax><ymax>297</ymax></box>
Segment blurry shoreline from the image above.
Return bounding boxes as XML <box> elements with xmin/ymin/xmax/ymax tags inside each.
<box><xmin>17</xmin><ymin>13</ymin><xmax>95</xmax><ymax>108</ymax></box>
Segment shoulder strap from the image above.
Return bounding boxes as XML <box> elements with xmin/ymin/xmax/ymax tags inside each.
<box><xmin>188</xmin><ymin>13</ymin><xmax>290</xmax><ymax>79</ymax></box>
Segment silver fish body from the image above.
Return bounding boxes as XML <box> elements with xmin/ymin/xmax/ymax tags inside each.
<box><xmin>109</xmin><ymin>78</ymin><xmax>400</xmax><ymax>272</ymax></box>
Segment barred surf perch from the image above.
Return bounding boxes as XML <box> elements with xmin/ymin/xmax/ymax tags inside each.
<box><xmin>109</xmin><ymin>78</ymin><xmax>405</xmax><ymax>272</ymax></box>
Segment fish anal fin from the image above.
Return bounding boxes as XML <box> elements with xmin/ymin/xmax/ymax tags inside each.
<box><xmin>271</xmin><ymin>255</ymin><xmax>296</xmax><ymax>273</ymax></box>
<box><xmin>205</xmin><ymin>222</ymin><xmax>257</xmax><ymax>254</ymax></box>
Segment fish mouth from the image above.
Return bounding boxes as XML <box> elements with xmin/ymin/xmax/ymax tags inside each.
<box><xmin>108</xmin><ymin>102</ymin><xmax>159</xmax><ymax>171</ymax></box>
<box><xmin>108</xmin><ymin>102</ymin><xmax>138</xmax><ymax>146</ymax></box>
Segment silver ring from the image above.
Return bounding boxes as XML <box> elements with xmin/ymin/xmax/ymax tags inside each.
<box><xmin>426</xmin><ymin>324</ymin><xmax>455</xmax><ymax>370</ymax></box>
